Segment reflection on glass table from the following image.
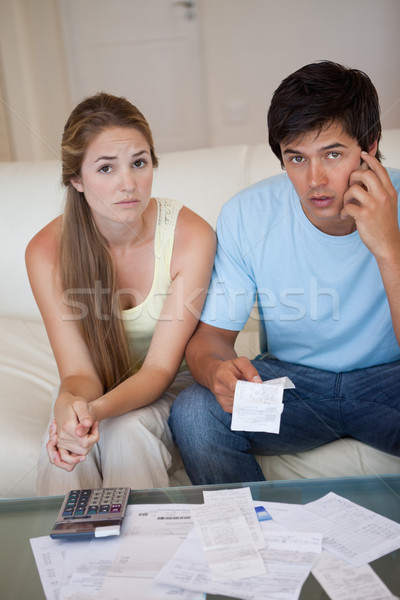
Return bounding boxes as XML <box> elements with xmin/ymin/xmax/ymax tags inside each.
<box><xmin>0</xmin><ymin>474</ymin><xmax>399</xmax><ymax>600</ymax></box>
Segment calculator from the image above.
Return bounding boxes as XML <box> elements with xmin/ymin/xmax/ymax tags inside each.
<box><xmin>50</xmin><ymin>487</ymin><xmax>130</xmax><ymax>539</ymax></box>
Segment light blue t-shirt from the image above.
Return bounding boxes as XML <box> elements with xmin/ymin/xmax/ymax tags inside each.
<box><xmin>201</xmin><ymin>169</ymin><xmax>400</xmax><ymax>372</ymax></box>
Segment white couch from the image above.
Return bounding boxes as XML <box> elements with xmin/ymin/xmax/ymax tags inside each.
<box><xmin>2</xmin><ymin>131</ymin><xmax>400</xmax><ymax>498</ymax></box>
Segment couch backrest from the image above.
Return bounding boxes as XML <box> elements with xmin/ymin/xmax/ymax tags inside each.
<box><xmin>1</xmin><ymin>161</ymin><xmax>65</xmax><ymax>319</ymax></box>
<box><xmin>1</xmin><ymin>130</ymin><xmax>400</xmax><ymax>319</ymax></box>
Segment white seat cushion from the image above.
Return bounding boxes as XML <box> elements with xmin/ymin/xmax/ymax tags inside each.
<box><xmin>0</xmin><ymin>318</ymin><xmax>58</xmax><ymax>497</ymax></box>
<box><xmin>258</xmin><ymin>438</ymin><xmax>400</xmax><ymax>481</ymax></box>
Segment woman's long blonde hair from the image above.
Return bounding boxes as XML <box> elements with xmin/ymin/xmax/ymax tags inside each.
<box><xmin>60</xmin><ymin>92</ymin><xmax>158</xmax><ymax>392</ymax></box>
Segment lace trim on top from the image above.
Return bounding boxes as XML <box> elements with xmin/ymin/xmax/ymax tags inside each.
<box><xmin>122</xmin><ymin>197</ymin><xmax>182</xmax><ymax>314</ymax></box>
<box><xmin>154</xmin><ymin>196</ymin><xmax>181</xmax><ymax>257</ymax></box>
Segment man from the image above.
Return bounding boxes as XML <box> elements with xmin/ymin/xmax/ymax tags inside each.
<box><xmin>169</xmin><ymin>61</ymin><xmax>400</xmax><ymax>484</ymax></box>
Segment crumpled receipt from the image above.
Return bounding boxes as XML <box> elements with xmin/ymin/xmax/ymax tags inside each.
<box><xmin>231</xmin><ymin>376</ymin><xmax>295</xmax><ymax>434</ymax></box>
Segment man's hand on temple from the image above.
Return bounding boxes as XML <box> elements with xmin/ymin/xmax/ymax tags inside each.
<box><xmin>342</xmin><ymin>151</ymin><xmax>400</xmax><ymax>258</ymax></box>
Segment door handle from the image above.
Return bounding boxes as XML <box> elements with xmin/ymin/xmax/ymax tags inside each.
<box><xmin>171</xmin><ymin>1</ymin><xmax>196</xmax><ymax>19</ymax></box>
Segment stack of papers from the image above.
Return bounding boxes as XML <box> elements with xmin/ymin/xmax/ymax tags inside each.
<box><xmin>31</xmin><ymin>488</ymin><xmax>400</xmax><ymax>600</ymax></box>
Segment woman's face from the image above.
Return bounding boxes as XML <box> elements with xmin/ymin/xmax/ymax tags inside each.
<box><xmin>71</xmin><ymin>126</ymin><xmax>154</xmax><ymax>232</ymax></box>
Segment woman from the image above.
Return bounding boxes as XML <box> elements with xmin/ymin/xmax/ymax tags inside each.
<box><xmin>25</xmin><ymin>92</ymin><xmax>216</xmax><ymax>494</ymax></box>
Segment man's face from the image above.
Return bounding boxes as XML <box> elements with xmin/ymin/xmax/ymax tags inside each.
<box><xmin>280</xmin><ymin>121</ymin><xmax>375</xmax><ymax>236</ymax></box>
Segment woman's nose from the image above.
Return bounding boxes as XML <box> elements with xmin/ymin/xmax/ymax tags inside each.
<box><xmin>120</xmin><ymin>170</ymin><xmax>135</xmax><ymax>192</ymax></box>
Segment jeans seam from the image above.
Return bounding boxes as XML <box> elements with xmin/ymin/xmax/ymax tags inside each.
<box><xmin>337</xmin><ymin>396</ymin><xmax>346</xmax><ymax>431</ymax></box>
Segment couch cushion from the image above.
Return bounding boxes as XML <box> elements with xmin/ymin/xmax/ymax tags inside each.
<box><xmin>0</xmin><ymin>317</ymin><xmax>58</xmax><ymax>497</ymax></box>
<box><xmin>381</xmin><ymin>128</ymin><xmax>400</xmax><ymax>168</ymax></box>
<box><xmin>152</xmin><ymin>144</ymin><xmax>251</xmax><ymax>228</ymax></box>
<box><xmin>0</xmin><ymin>160</ymin><xmax>64</xmax><ymax>319</ymax></box>
<box><xmin>257</xmin><ymin>438</ymin><xmax>400</xmax><ymax>480</ymax></box>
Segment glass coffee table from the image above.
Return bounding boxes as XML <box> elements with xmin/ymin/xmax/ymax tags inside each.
<box><xmin>1</xmin><ymin>474</ymin><xmax>399</xmax><ymax>600</ymax></box>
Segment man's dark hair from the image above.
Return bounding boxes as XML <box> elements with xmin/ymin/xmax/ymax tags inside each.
<box><xmin>268</xmin><ymin>61</ymin><xmax>382</xmax><ymax>166</ymax></box>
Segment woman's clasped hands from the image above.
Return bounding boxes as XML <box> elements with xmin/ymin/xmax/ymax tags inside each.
<box><xmin>47</xmin><ymin>394</ymin><xmax>100</xmax><ymax>472</ymax></box>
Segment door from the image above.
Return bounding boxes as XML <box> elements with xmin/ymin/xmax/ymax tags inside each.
<box><xmin>58</xmin><ymin>0</ymin><xmax>208</xmax><ymax>152</ymax></box>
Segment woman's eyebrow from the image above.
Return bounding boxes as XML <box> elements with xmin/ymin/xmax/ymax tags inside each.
<box><xmin>95</xmin><ymin>149</ymin><xmax>149</xmax><ymax>163</ymax></box>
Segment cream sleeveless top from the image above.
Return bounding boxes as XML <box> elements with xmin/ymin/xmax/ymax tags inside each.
<box><xmin>121</xmin><ymin>197</ymin><xmax>182</xmax><ymax>373</ymax></box>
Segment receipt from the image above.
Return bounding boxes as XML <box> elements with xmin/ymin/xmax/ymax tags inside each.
<box><xmin>312</xmin><ymin>551</ymin><xmax>397</xmax><ymax>600</ymax></box>
<box><xmin>203</xmin><ymin>487</ymin><xmax>265</xmax><ymax>549</ymax></box>
<box><xmin>231</xmin><ymin>377</ymin><xmax>294</xmax><ymax>433</ymax></box>
<box><xmin>190</xmin><ymin>500</ymin><xmax>266</xmax><ymax>581</ymax></box>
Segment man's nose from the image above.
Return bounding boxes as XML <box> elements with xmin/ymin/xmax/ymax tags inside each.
<box><xmin>307</xmin><ymin>161</ymin><xmax>328</xmax><ymax>188</ymax></box>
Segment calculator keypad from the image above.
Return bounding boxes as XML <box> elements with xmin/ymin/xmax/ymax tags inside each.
<box><xmin>61</xmin><ymin>487</ymin><xmax>129</xmax><ymax>520</ymax></box>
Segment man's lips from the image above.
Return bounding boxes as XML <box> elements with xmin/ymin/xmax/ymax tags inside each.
<box><xmin>308</xmin><ymin>195</ymin><xmax>335</xmax><ymax>207</ymax></box>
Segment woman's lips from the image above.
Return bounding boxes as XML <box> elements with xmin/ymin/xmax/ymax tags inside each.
<box><xmin>116</xmin><ymin>199</ymin><xmax>139</xmax><ymax>206</ymax></box>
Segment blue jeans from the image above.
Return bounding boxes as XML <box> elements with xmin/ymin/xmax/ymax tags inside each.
<box><xmin>169</xmin><ymin>358</ymin><xmax>400</xmax><ymax>484</ymax></box>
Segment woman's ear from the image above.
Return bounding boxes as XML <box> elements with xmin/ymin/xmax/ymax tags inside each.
<box><xmin>70</xmin><ymin>176</ymin><xmax>84</xmax><ymax>193</ymax></box>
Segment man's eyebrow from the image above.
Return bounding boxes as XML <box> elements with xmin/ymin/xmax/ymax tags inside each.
<box><xmin>95</xmin><ymin>149</ymin><xmax>149</xmax><ymax>162</ymax></box>
<box><xmin>282</xmin><ymin>142</ymin><xmax>348</xmax><ymax>155</ymax></box>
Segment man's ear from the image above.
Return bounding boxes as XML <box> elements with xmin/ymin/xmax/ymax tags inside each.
<box><xmin>368</xmin><ymin>139</ymin><xmax>378</xmax><ymax>157</ymax></box>
<box><xmin>70</xmin><ymin>176</ymin><xmax>84</xmax><ymax>193</ymax></box>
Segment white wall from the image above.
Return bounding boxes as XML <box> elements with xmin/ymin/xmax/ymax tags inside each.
<box><xmin>199</xmin><ymin>0</ymin><xmax>400</xmax><ymax>147</ymax></box>
<box><xmin>1</xmin><ymin>0</ymin><xmax>400</xmax><ymax>160</ymax></box>
<box><xmin>0</xmin><ymin>78</ymin><xmax>11</xmax><ymax>161</ymax></box>
<box><xmin>0</xmin><ymin>0</ymin><xmax>71</xmax><ymax>161</ymax></box>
